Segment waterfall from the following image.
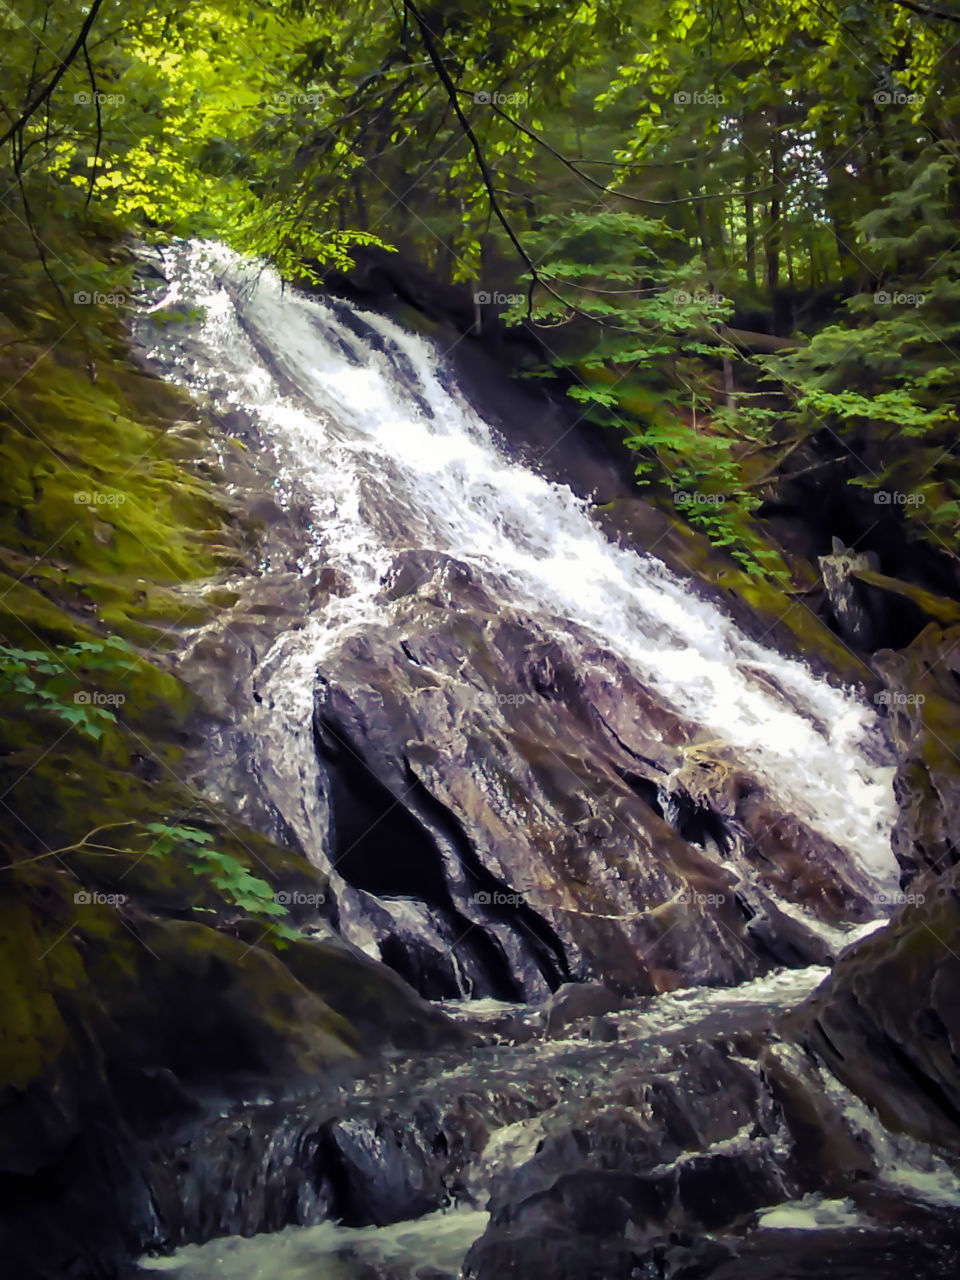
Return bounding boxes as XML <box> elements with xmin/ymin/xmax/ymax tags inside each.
<box><xmin>131</xmin><ymin>243</ymin><xmax>960</xmax><ymax>1280</ymax></box>
<box><xmin>143</xmin><ymin>240</ymin><xmax>897</xmax><ymax>896</ymax></box>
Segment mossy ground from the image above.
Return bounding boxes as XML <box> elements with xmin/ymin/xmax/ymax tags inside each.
<box><xmin>0</xmin><ymin>207</ymin><xmax>454</xmax><ymax>1126</ymax></box>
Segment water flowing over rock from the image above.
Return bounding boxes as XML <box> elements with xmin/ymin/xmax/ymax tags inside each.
<box><xmin>104</xmin><ymin>242</ymin><xmax>960</xmax><ymax>1280</ymax></box>
<box><xmin>144</xmin><ymin>243</ymin><xmax>899</xmax><ymax>997</ymax></box>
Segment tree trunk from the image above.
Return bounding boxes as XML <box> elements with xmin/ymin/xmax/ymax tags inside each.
<box><xmin>765</xmin><ymin>109</ymin><xmax>782</xmax><ymax>297</ymax></box>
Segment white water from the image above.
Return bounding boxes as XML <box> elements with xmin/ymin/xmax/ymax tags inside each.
<box><xmin>145</xmin><ymin>241</ymin><xmax>898</xmax><ymax>892</ymax></box>
<box><xmin>138</xmin><ymin>964</ymin><xmax>960</xmax><ymax>1277</ymax></box>
<box><xmin>139</xmin><ymin>1207</ymin><xmax>489</xmax><ymax>1279</ymax></box>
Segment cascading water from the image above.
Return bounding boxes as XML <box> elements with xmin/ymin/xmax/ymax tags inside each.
<box><xmin>130</xmin><ymin>243</ymin><xmax>960</xmax><ymax>1280</ymax></box>
<box><xmin>143</xmin><ymin>240</ymin><xmax>896</xmax><ymax>884</ymax></box>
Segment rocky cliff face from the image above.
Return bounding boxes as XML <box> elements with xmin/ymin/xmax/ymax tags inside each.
<box><xmin>874</xmin><ymin>622</ymin><xmax>960</xmax><ymax>887</ymax></box>
<box><xmin>791</xmin><ymin>868</ymin><xmax>960</xmax><ymax>1156</ymax></box>
<box><xmin>4</xmin><ymin>233</ymin><xmax>960</xmax><ymax>1280</ymax></box>
<box><xmin>787</xmin><ymin>618</ymin><xmax>960</xmax><ymax>1158</ymax></box>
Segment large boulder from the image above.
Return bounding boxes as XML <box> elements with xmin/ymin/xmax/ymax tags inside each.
<box><xmin>308</xmin><ymin>550</ymin><xmax>880</xmax><ymax>1003</ymax></box>
<box><xmin>873</xmin><ymin>622</ymin><xmax>960</xmax><ymax>886</ymax></box>
<box><xmin>788</xmin><ymin>863</ymin><xmax>960</xmax><ymax>1153</ymax></box>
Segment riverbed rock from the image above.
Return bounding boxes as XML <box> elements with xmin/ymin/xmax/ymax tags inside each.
<box><xmin>543</xmin><ymin>981</ymin><xmax>625</xmax><ymax>1036</ymax></box>
<box><xmin>0</xmin><ymin>873</ymin><xmax>464</xmax><ymax>1279</ymax></box>
<box><xmin>459</xmin><ymin>1035</ymin><xmax>874</xmax><ymax>1280</ymax></box>
<box><xmin>873</xmin><ymin>623</ymin><xmax>960</xmax><ymax>886</ymax></box>
<box><xmin>789</xmin><ymin>862</ymin><xmax>960</xmax><ymax>1153</ymax></box>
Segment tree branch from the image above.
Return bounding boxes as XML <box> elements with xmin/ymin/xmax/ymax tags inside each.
<box><xmin>402</xmin><ymin>0</ymin><xmax>634</xmax><ymax>329</ymax></box>
<box><xmin>81</xmin><ymin>38</ymin><xmax>101</xmax><ymax>209</ymax></box>
<box><xmin>473</xmin><ymin>93</ymin><xmax>775</xmax><ymax>207</ymax></box>
<box><xmin>892</xmin><ymin>0</ymin><xmax>960</xmax><ymax>23</ymax></box>
<box><xmin>0</xmin><ymin>0</ymin><xmax>106</xmax><ymax>154</ymax></box>
<box><xmin>1</xmin><ymin>821</ymin><xmax>134</xmax><ymax>871</ymax></box>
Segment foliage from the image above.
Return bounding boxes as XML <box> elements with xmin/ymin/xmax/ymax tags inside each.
<box><xmin>0</xmin><ymin>637</ymin><xmax>134</xmax><ymax>740</ymax></box>
<box><xmin>1</xmin><ymin>0</ymin><xmax>958</xmax><ymax>570</ymax></box>
<box><xmin>144</xmin><ymin>823</ymin><xmax>301</xmax><ymax>939</ymax></box>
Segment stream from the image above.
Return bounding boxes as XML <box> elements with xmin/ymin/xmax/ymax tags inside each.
<box><xmin>128</xmin><ymin>243</ymin><xmax>960</xmax><ymax>1278</ymax></box>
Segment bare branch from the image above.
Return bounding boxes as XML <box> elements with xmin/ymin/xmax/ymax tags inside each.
<box><xmin>892</xmin><ymin>0</ymin><xmax>960</xmax><ymax>23</ymax></box>
<box><xmin>472</xmin><ymin>93</ymin><xmax>775</xmax><ymax>207</ymax></box>
<box><xmin>81</xmin><ymin>38</ymin><xmax>102</xmax><ymax>209</ymax></box>
<box><xmin>0</xmin><ymin>0</ymin><xmax>106</xmax><ymax>154</ymax></box>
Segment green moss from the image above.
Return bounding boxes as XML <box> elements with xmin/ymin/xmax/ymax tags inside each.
<box><xmin>0</xmin><ymin>212</ymin><xmax>457</xmax><ymax>1119</ymax></box>
<box><xmin>0</xmin><ymin>889</ymin><xmax>79</xmax><ymax>1088</ymax></box>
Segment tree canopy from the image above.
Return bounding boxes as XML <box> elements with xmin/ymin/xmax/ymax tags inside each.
<box><xmin>2</xmin><ymin>0</ymin><xmax>959</xmax><ymax>574</ymax></box>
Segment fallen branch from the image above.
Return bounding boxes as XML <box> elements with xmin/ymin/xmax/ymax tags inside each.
<box><xmin>1</xmin><ymin>820</ymin><xmax>134</xmax><ymax>871</ymax></box>
<box><xmin>742</xmin><ymin>454</ymin><xmax>849</xmax><ymax>490</ymax></box>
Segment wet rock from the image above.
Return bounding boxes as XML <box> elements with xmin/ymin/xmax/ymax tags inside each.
<box><xmin>676</xmin><ymin>1149</ymin><xmax>789</xmax><ymax>1229</ymax></box>
<box><xmin>306</xmin><ymin>551</ymin><xmax>877</xmax><ymax>1003</ymax></box>
<box><xmin>819</xmin><ymin>538</ymin><xmax>883</xmax><ymax>649</ymax></box>
<box><xmin>789</xmin><ymin>863</ymin><xmax>960</xmax><ymax>1154</ymax></box>
<box><xmin>589</xmin><ymin>1015</ymin><xmax>620</xmax><ymax>1043</ymax></box>
<box><xmin>873</xmin><ymin>623</ymin><xmax>960</xmax><ymax>885</ymax></box>
<box><xmin>664</xmin><ymin>742</ymin><xmax>876</xmax><ymax>926</ymax></box>
<box><xmin>324</xmin><ymin>1112</ymin><xmax>451</xmax><ymax>1226</ymax></box>
<box><xmin>0</xmin><ymin>896</ymin><xmax>463</xmax><ymax>1275</ymax></box>
<box><xmin>543</xmin><ymin>982</ymin><xmax>625</xmax><ymax>1037</ymax></box>
<box><xmin>462</xmin><ymin>1042</ymin><xmax>801</xmax><ymax>1279</ymax></box>
<box><xmin>707</xmin><ymin>1220</ymin><xmax>960</xmax><ymax>1279</ymax></box>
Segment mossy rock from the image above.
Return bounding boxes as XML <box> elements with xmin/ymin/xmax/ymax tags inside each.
<box><xmin>0</xmin><ymin>212</ymin><xmax>463</xmax><ymax>1279</ymax></box>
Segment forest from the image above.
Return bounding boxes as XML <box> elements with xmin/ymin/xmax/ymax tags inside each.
<box><xmin>2</xmin><ymin>0</ymin><xmax>959</xmax><ymax>570</ymax></box>
<box><xmin>3</xmin><ymin>3</ymin><xmax>960</xmax><ymax>1279</ymax></box>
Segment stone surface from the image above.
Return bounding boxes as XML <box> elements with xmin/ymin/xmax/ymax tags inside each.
<box><xmin>873</xmin><ymin>623</ymin><xmax>960</xmax><ymax>886</ymax></box>
<box><xmin>789</xmin><ymin>863</ymin><xmax>960</xmax><ymax>1153</ymax></box>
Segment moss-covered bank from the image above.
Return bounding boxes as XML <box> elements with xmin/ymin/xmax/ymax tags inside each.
<box><xmin>0</xmin><ymin>212</ymin><xmax>460</xmax><ymax>1279</ymax></box>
